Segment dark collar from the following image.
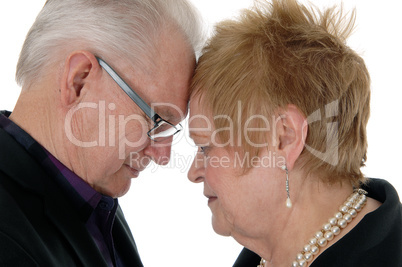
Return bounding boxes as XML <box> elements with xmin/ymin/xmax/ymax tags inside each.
<box><xmin>0</xmin><ymin>124</ymin><xmax>107</xmax><ymax>266</ymax></box>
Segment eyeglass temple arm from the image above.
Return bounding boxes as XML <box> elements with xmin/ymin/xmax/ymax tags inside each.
<box><xmin>96</xmin><ymin>57</ymin><xmax>158</xmax><ymax>121</ymax></box>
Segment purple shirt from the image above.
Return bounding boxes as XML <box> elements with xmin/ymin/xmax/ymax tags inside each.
<box><xmin>0</xmin><ymin>111</ymin><xmax>120</xmax><ymax>266</ymax></box>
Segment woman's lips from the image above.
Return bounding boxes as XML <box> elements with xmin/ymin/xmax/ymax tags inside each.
<box><xmin>207</xmin><ymin>196</ymin><xmax>217</xmax><ymax>205</ymax></box>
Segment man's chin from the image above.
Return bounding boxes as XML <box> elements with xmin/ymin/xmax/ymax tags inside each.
<box><xmin>95</xmin><ymin>179</ymin><xmax>132</xmax><ymax>198</ymax></box>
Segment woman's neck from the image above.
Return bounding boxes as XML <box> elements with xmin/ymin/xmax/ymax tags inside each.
<box><xmin>235</xmin><ymin>173</ymin><xmax>356</xmax><ymax>267</ymax></box>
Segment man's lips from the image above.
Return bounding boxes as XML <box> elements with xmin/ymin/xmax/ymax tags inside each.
<box><xmin>125</xmin><ymin>164</ymin><xmax>142</xmax><ymax>178</ymax></box>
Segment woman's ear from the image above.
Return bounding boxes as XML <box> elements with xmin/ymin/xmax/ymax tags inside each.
<box><xmin>60</xmin><ymin>51</ymin><xmax>99</xmax><ymax>106</ymax></box>
<box><xmin>276</xmin><ymin>104</ymin><xmax>308</xmax><ymax>170</ymax></box>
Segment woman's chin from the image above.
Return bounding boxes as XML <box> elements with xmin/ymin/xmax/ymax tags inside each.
<box><xmin>212</xmin><ymin>216</ymin><xmax>231</xmax><ymax>237</ymax></box>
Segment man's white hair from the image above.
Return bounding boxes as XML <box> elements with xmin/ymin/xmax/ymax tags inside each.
<box><xmin>16</xmin><ymin>0</ymin><xmax>204</xmax><ymax>88</ymax></box>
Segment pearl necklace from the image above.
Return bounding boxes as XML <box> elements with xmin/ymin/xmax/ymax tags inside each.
<box><xmin>258</xmin><ymin>189</ymin><xmax>368</xmax><ymax>267</ymax></box>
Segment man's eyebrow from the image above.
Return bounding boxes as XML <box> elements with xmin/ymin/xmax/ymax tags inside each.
<box><xmin>156</xmin><ymin>109</ymin><xmax>172</xmax><ymax>119</ymax></box>
<box><xmin>157</xmin><ymin>109</ymin><xmax>182</xmax><ymax>122</ymax></box>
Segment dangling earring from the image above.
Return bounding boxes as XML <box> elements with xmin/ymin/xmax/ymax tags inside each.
<box><xmin>282</xmin><ymin>165</ymin><xmax>292</xmax><ymax>208</ymax></box>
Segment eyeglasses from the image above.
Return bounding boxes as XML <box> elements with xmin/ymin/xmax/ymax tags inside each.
<box><xmin>96</xmin><ymin>57</ymin><xmax>182</xmax><ymax>142</ymax></box>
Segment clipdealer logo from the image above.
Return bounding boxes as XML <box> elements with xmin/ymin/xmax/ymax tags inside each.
<box><xmin>64</xmin><ymin>99</ymin><xmax>340</xmax><ymax>168</ymax></box>
<box><xmin>304</xmin><ymin>100</ymin><xmax>339</xmax><ymax>166</ymax></box>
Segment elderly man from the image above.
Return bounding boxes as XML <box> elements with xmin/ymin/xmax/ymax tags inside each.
<box><xmin>0</xmin><ymin>0</ymin><xmax>202</xmax><ymax>266</ymax></box>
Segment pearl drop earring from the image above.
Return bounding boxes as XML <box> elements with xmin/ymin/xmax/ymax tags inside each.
<box><xmin>282</xmin><ymin>165</ymin><xmax>292</xmax><ymax>208</ymax></box>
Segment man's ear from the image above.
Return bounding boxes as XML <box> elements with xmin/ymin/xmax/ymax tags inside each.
<box><xmin>276</xmin><ymin>104</ymin><xmax>308</xmax><ymax>170</ymax></box>
<box><xmin>60</xmin><ymin>51</ymin><xmax>99</xmax><ymax>106</ymax></box>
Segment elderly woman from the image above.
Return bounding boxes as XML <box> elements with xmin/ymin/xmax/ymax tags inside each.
<box><xmin>187</xmin><ymin>0</ymin><xmax>402</xmax><ymax>266</ymax></box>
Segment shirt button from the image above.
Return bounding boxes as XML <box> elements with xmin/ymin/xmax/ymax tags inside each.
<box><xmin>99</xmin><ymin>202</ymin><xmax>108</xmax><ymax>209</ymax></box>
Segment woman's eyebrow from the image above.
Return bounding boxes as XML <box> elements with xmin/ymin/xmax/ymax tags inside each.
<box><xmin>189</xmin><ymin>132</ymin><xmax>209</xmax><ymax>141</ymax></box>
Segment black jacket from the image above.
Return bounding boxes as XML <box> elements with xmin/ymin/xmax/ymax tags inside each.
<box><xmin>0</xmin><ymin>125</ymin><xmax>143</xmax><ymax>266</ymax></box>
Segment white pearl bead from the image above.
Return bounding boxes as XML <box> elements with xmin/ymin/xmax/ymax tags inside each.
<box><xmin>292</xmin><ymin>261</ymin><xmax>299</xmax><ymax>267</ymax></box>
<box><xmin>335</xmin><ymin>212</ymin><xmax>343</xmax><ymax>219</ymax></box>
<box><xmin>286</xmin><ymin>198</ymin><xmax>292</xmax><ymax>208</ymax></box>
<box><xmin>323</xmin><ymin>223</ymin><xmax>332</xmax><ymax>231</ymax></box>
<box><xmin>348</xmin><ymin>208</ymin><xmax>357</xmax><ymax>218</ymax></box>
<box><xmin>304</xmin><ymin>252</ymin><xmax>313</xmax><ymax>262</ymax></box>
<box><xmin>298</xmin><ymin>259</ymin><xmax>307</xmax><ymax>267</ymax></box>
<box><xmin>329</xmin><ymin>217</ymin><xmax>337</xmax><ymax>226</ymax></box>
<box><xmin>315</xmin><ymin>231</ymin><xmax>324</xmax><ymax>239</ymax></box>
<box><xmin>338</xmin><ymin>218</ymin><xmax>347</xmax><ymax>228</ymax></box>
<box><xmin>309</xmin><ymin>238</ymin><xmax>317</xmax><ymax>245</ymax></box>
<box><xmin>296</xmin><ymin>253</ymin><xmax>304</xmax><ymax>261</ymax></box>
<box><xmin>318</xmin><ymin>238</ymin><xmax>327</xmax><ymax>247</ymax></box>
<box><xmin>324</xmin><ymin>231</ymin><xmax>334</xmax><ymax>241</ymax></box>
<box><xmin>344</xmin><ymin>201</ymin><xmax>353</xmax><ymax>207</ymax></box>
<box><xmin>331</xmin><ymin>226</ymin><xmax>341</xmax><ymax>235</ymax></box>
<box><xmin>343</xmin><ymin>213</ymin><xmax>352</xmax><ymax>223</ymax></box>
<box><xmin>354</xmin><ymin>203</ymin><xmax>362</xmax><ymax>211</ymax></box>
<box><xmin>339</xmin><ymin>205</ymin><xmax>349</xmax><ymax>213</ymax></box>
<box><xmin>310</xmin><ymin>245</ymin><xmax>319</xmax><ymax>255</ymax></box>
<box><xmin>303</xmin><ymin>244</ymin><xmax>311</xmax><ymax>252</ymax></box>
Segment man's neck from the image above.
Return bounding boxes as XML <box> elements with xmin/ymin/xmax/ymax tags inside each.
<box><xmin>10</xmin><ymin>86</ymin><xmax>69</xmax><ymax>164</ymax></box>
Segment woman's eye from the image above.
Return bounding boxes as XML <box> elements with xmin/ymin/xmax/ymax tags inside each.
<box><xmin>199</xmin><ymin>146</ymin><xmax>210</xmax><ymax>155</ymax></box>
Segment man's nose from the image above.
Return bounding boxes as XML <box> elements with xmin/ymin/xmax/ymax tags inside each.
<box><xmin>143</xmin><ymin>137</ymin><xmax>173</xmax><ymax>165</ymax></box>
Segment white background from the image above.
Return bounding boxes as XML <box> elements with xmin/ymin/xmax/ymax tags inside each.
<box><xmin>1</xmin><ymin>1</ymin><xmax>401</xmax><ymax>266</ymax></box>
